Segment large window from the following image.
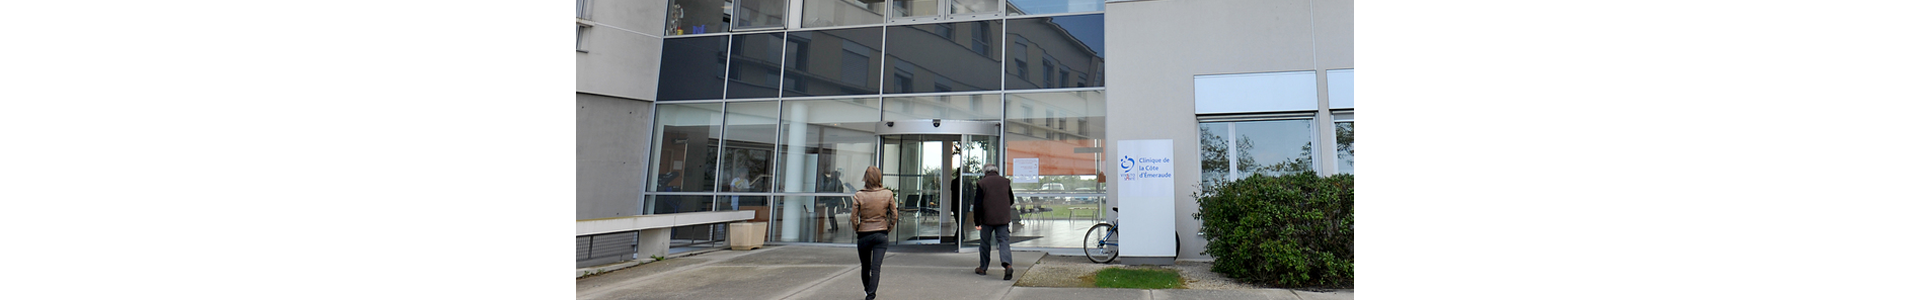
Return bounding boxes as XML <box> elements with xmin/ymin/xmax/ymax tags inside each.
<box><xmin>1199</xmin><ymin>119</ymin><xmax>1316</xmax><ymax>185</ymax></box>
<box><xmin>649</xmin><ymin>103</ymin><xmax>725</xmax><ymax>192</ymax></box>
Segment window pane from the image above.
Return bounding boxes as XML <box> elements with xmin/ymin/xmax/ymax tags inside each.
<box><xmin>1194</xmin><ymin>71</ymin><xmax>1317</xmax><ymax>114</ymax></box>
<box><xmin>1007</xmin><ymin>0</ymin><xmax>1103</xmax><ymax>16</ymax></box>
<box><xmin>1329</xmin><ymin>69</ymin><xmax>1354</xmax><ymax>109</ymax></box>
<box><xmin>892</xmin><ymin>0</ymin><xmax>938</xmax><ymax>19</ymax></box>
<box><xmin>735</xmin><ymin>0</ymin><xmax>787</xmax><ymax>30</ymax></box>
<box><xmin>658</xmin><ymin>36</ymin><xmax>730</xmax><ymax>101</ymax></box>
<box><xmin>800</xmin><ymin>0</ymin><xmax>885</xmax><ymax>28</ymax></box>
<box><xmin>784</xmin><ymin>27</ymin><xmax>883</xmax><ymax>97</ymax></box>
<box><xmin>649</xmin><ymin>103</ymin><xmax>725</xmax><ymax>192</ymax></box>
<box><xmin>1199</xmin><ymin>122</ymin><xmax>1230</xmax><ymax>186</ymax></box>
<box><xmin>775</xmin><ymin>98</ymin><xmax>882</xmax><ymax>193</ymax></box>
<box><xmin>951</xmin><ymin>0</ymin><xmax>998</xmax><ymax>15</ymax></box>
<box><xmin>645</xmin><ymin>195</ymin><xmax>714</xmax><ymax>215</ymax></box>
<box><xmin>883</xmin><ymin>94</ymin><xmax>1002</xmax><ymax>122</ymax></box>
<box><xmin>885</xmin><ymin>20</ymin><xmax>1002</xmax><ymax>94</ymax></box>
<box><xmin>1235</xmin><ymin>120</ymin><xmax>1314</xmax><ymax>178</ymax></box>
<box><xmin>1005</xmin><ymin>91</ymin><xmax>1106</xmax><ymax>196</ymax></box>
<box><xmin>1336</xmin><ymin>122</ymin><xmax>1353</xmax><ymax>174</ymax></box>
<box><xmin>727</xmin><ymin>33</ymin><xmax>784</xmax><ymax>99</ymax></box>
<box><xmin>769</xmin><ymin>195</ymin><xmax>853</xmax><ymax>243</ymax></box>
<box><xmin>719</xmin><ymin>101</ymin><xmax>780</xmax><ymax>195</ymax></box>
<box><xmin>666</xmin><ymin>0</ymin><xmax>730</xmax><ymax>35</ymax></box>
<box><xmin>1005</xmin><ymin>15</ymin><xmax>1103</xmax><ymax>90</ymax></box>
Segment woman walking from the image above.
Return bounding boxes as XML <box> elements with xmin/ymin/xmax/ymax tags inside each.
<box><xmin>850</xmin><ymin>166</ymin><xmax>897</xmax><ymax>300</ymax></box>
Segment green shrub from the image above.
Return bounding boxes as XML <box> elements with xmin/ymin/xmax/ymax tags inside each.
<box><xmin>1192</xmin><ymin>171</ymin><xmax>1353</xmax><ymax>288</ymax></box>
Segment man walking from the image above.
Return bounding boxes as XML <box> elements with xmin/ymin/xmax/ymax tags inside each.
<box><xmin>971</xmin><ymin>164</ymin><xmax>1016</xmax><ymax>280</ymax></box>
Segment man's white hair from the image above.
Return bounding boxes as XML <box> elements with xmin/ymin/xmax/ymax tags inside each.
<box><xmin>983</xmin><ymin>164</ymin><xmax>999</xmax><ymax>173</ymax></box>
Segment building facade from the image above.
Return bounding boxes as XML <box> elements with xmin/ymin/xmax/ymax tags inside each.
<box><xmin>579</xmin><ymin>0</ymin><xmax>1351</xmax><ymax>267</ymax></box>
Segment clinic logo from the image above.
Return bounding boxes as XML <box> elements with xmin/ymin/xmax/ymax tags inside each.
<box><xmin>1120</xmin><ymin>156</ymin><xmax>1136</xmax><ymax>174</ymax></box>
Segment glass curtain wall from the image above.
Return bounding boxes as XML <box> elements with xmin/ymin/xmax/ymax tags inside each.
<box><xmin>772</xmin><ymin>97</ymin><xmax>882</xmax><ymax>243</ymax></box>
<box><xmin>648</xmin><ymin>7</ymin><xmax>1109</xmax><ymax>249</ymax></box>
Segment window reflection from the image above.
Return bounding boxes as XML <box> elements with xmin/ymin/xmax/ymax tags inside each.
<box><xmin>729</xmin><ymin>33</ymin><xmax>785</xmax><ymax>99</ymax></box>
<box><xmin>666</xmin><ymin>0</ymin><xmax>730</xmax><ymax>35</ymax></box>
<box><xmin>649</xmin><ymin>103</ymin><xmax>725</xmax><ymax>192</ymax></box>
<box><xmin>735</xmin><ymin>0</ymin><xmax>787</xmax><ymax>30</ymax></box>
<box><xmin>800</xmin><ymin>0</ymin><xmax>885</xmax><ymax>28</ymax></box>
<box><xmin>1004</xmin><ymin>91</ymin><xmax>1106</xmax><ymax>206</ymax></box>
<box><xmin>1235</xmin><ymin>120</ymin><xmax>1314</xmax><ymax>178</ymax></box>
<box><xmin>784</xmin><ymin>28</ymin><xmax>883</xmax><ymax>97</ymax></box>
<box><xmin>719</xmin><ymin>102</ymin><xmax>780</xmax><ymax>196</ymax></box>
<box><xmin>658</xmin><ymin>36</ymin><xmax>730</xmax><ymax>101</ymax></box>
<box><xmin>884</xmin><ymin>94</ymin><xmax>1002</xmax><ymax>122</ymax></box>
<box><xmin>886</xmin><ymin>20</ymin><xmax>1001</xmax><ymax>94</ymax></box>
<box><xmin>1005</xmin><ymin>14</ymin><xmax>1103</xmax><ymax>90</ymax></box>
<box><xmin>1007</xmin><ymin>0</ymin><xmax>1103</xmax><ymax>16</ymax></box>
<box><xmin>1198</xmin><ymin>119</ymin><xmax>1316</xmax><ymax>182</ymax></box>
<box><xmin>1336</xmin><ymin>122</ymin><xmax>1353</xmax><ymax>174</ymax></box>
<box><xmin>775</xmin><ymin>98</ymin><xmax>882</xmax><ymax>193</ymax></box>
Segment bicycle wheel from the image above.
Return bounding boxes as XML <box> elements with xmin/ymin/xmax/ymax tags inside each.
<box><xmin>1084</xmin><ymin>223</ymin><xmax>1118</xmax><ymax>263</ymax></box>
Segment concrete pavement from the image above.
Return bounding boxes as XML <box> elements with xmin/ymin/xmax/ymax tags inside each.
<box><xmin>576</xmin><ymin>245</ymin><xmax>1353</xmax><ymax>300</ymax></box>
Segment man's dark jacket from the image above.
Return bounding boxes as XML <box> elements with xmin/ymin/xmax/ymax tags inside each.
<box><xmin>972</xmin><ymin>170</ymin><xmax>1014</xmax><ymax>226</ymax></box>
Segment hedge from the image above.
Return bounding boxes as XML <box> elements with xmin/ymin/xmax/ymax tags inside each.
<box><xmin>1192</xmin><ymin>171</ymin><xmax>1353</xmax><ymax>288</ymax></box>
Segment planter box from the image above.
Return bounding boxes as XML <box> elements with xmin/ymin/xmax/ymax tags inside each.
<box><xmin>729</xmin><ymin>222</ymin><xmax>768</xmax><ymax>250</ymax></box>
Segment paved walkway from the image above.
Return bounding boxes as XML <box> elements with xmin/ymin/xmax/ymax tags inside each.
<box><xmin>577</xmin><ymin>245</ymin><xmax>1352</xmax><ymax>300</ymax></box>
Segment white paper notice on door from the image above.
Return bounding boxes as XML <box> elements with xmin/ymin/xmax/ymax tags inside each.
<box><xmin>1010</xmin><ymin>158</ymin><xmax>1039</xmax><ymax>183</ymax></box>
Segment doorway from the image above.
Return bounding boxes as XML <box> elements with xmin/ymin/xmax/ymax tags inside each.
<box><xmin>876</xmin><ymin>119</ymin><xmax>999</xmax><ymax>252</ymax></box>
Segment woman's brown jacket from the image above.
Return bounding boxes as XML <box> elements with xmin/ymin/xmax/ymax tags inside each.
<box><xmin>850</xmin><ymin>188</ymin><xmax>897</xmax><ymax>233</ymax></box>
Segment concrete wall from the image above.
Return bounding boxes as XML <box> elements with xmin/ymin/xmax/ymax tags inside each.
<box><xmin>579</xmin><ymin>93</ymin><xmax>654</xmax><ymax>220</ymax></box>
<box><xmin>578</xmin><ymin>0</ymin><xmax>669</xmax><ymax>220</ymax></box>
<box><xmin>1107</xmin><ymin>0</ymin><xmax>1352</xmax><ymax>260</ymax></box>
<box><xmin>577</xmin><ymin>0</ymin><xmax>666</xmax><ymax>101</ymax></box>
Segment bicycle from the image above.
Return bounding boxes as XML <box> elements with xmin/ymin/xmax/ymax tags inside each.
<box><xmin>1083</xmin><ymin>207</ymin><xmax>1179</xmax><ymax>263</ymax></box>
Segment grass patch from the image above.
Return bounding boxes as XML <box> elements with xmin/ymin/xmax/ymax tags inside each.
<box><xmin>1093</xmin><ymin>267</ymin><xmax>1186</xmax><ymax>289</ymax></box>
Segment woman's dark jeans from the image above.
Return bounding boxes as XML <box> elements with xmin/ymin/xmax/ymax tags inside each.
<box><xmin>856</xmin><ymin>231</ymin><xmax>889</xmax><ymax>296</ymax></box>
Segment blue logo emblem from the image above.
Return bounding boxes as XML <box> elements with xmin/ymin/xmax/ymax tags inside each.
<box><xmin>1120</xmin><ymin>156</ymin><xmax>1136</xmax><ymax>173</ymax></box>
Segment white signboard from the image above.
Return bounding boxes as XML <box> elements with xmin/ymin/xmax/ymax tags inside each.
<box><xmin>1117</xmin><ymin>139</ymin><xmax>1175</xmax><ymax>258</ymax></box>
<box><xmin>1010</xmin><ymin>158</ymin><xmax>1040</xmax><ymax>183</ymax></box>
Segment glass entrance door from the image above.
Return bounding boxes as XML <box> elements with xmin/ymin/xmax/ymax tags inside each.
<box><xmin>878</xmin><ymin>133</ymin><xmax>999</xmax><ymax>252</ymax></box>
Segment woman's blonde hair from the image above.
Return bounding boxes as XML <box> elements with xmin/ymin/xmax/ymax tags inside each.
<box><xmin>863</xmin><ymin>166</ymin><xmax>884</xmax><ymax>189</ymax></box>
